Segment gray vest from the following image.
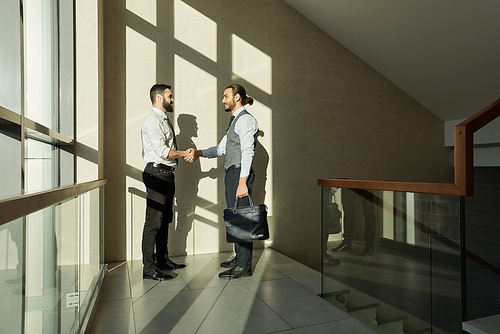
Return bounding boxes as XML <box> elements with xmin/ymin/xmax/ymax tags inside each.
<box><xmin>225</xmin><ymin>110</ymin><xmax>256</xmax><ymax>169</ymax></box>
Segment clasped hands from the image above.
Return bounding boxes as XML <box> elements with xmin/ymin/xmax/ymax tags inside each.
<box><xmin>183</xmin><ymin>148</ymin><xmax>200</xmax><ymax>163</ymax></box>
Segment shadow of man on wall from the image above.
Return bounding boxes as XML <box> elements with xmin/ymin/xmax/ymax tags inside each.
<box><xmin>252</xmin><ymin>130</ymin><xmax>269</xmax><ymax>205</ymax></box>
<box><xmin>171</xmin><ymin>114</ymin><xmax>216</xmax><ymax>256</ymax></box>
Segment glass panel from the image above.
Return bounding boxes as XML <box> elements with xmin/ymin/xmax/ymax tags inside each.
<box><xmin>24</xmin><ymin>197</ymin><xmax>79</xmax><ymax>333</ymax></box>
<box><xmin>20</xmin><ymin>186</ymin><xmax>105</xmax><ymax>333</ymax></box>
<box><xmin>58</xmin><ymin>0</ymin><xmax>74</xmax><ymax>139</ymax></box>
<box><xmin>78</xmin><ymin>188</ymin><xmax>102</xmax><ymax>321</ymax></box>
<box><xmin>0</xmin><ymin>119</ymin><xmax>22</xmax><ymax>200</ymax></box>
<box><xmin>60</xmin><ymin>145</ymin><xmax>74</xmax><ymax>187</ymax></box>
<box><xmin>0</xmin><ymin>218</ymin><xmax>24</xmax><ymax>334</ymax></box>
<box><xmin>25</xmin><ymin>0</ymin><xmax>58</xmax><ymax>131</ymax></box>
<box><xmin>0</xmin><ymin>0</ymin><xmax>22</xmax><ymax>114</ymax></box>
<box><xmin>416</xmin><ymin>193</ymin><xmax>462</xmax><ymax>333</ymax></box>
<box><xmin>25</xmin><ymin>138</ymin><xmax>58</xmax><ymax>193</ymax></box>
<box><xmin>321</xmin><ymin>187</ymin><xmax>462</xmax><ymax>333</ymax></box>
<box><xmin>464</xmin><ymin>167</ymin><xmax>500</xmax><ymax>321</ymax></box>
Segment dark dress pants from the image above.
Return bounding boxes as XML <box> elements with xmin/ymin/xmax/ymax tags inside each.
<box><xmin>342</xmin><ymin>188</ymin><xmax>375</xmax><ymax>248</ymax></box>
<box><xmin>225</xmin><ymin>167</ymin><xmax>255</xmax><ymax>269</ymax></box>
<box><xmin>142</xmin><ymin>163</ymin><xmax>175</xmax><ymax>272</ymax></box>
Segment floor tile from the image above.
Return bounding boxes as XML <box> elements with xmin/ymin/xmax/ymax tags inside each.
<box><xmin>133</xmin><ymin>286</ymin><xmax>224</xmax><ymax>333</ymax></box>
<box><xmin>178</xmin><ymin>257</ymin><xmax>232</xmax><ymax>290</ymax></box>
<box><xmin>207</xmin><ymin>251</ymin><xmax>234</xmax><ymax>260</ymax></box>
<box><xmin>278</xmin><ymin>318</ymin><xmax>375</xmax><ymax>334</ymax></box>
<box><xmin>89</xmin><ymin>249</ymin><xmax>378</xmax><ymax>334</ymax></box>
<box><xmin>197</xmin><ymin>284</ymin><xmax>292</xmax><ymax>334</ymax></box>
<box><xmin>247</xmin><ymin>259</ymin><xmax>288</xmax><ymax>282</ymax></box>
<box><xmin>131</xmin><ymin>272</ymin><xmax>188</xmax><ymax>300</ymax></box>
<box><xmin>258</xmin><ymin>248</ymin><xmax>296</xmax><ymax>265</ymax></box>
<box><xmin>271</xmin><ymin>261</ymin><xmax>322</xmax><ymax>294</ymax></box>
<box><xmin>90</xmin><ymin>299</ymin><xmax>135</xmax><ymax>333</ymax></box>
<box><xmin>245</xmin><ymin>279</ymin><xmax>350</xmax><ymax>328</ymax></box>
<box><xmin>99</xmin><ymin>266</ymin><xmax>131</xmax><ymax>302</ymax></box>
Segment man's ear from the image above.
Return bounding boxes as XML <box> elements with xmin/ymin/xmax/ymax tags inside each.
<box><xmin>234</xmin><ymin>93</ymin><xmax>241</xmax><ymax>102</ymax></box>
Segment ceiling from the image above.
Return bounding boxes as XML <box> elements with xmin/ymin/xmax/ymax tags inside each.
<box><xmin>284</xmin><ymin>0</ymin><xmax>500</xmax><ymax>121</ymax></box>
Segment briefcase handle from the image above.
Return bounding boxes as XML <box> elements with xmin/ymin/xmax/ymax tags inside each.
<box><xmin>232</xmin><ymin>194</ymin><xmax>255</xmax><ymax>213</ymax></box>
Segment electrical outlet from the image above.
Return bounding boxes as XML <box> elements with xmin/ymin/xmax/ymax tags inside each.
<box><xmin>66</xmin><ymin>292</ymin><xmax>79</xmax><ymax>308</ymax></box>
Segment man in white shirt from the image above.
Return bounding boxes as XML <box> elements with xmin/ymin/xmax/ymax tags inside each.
<box><xmin>141</xmin><ymin>84</ymin><xmax>195</xmax><ymax>281</ymax></box>
<box><xmin>195</xmin><ymin>83</ymin><xmax>259</xmax><ymax>279</ymax></box>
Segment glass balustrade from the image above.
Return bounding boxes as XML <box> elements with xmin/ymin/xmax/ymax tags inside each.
<box><xmin>321</xmin><ymin>186</ymin><xmax>463</xmax><ymax>333</ymax></box>
<box><xmin>0</xmin><ymin>186</ymin><xmax>104</xmax><ymax>333</ymax></box>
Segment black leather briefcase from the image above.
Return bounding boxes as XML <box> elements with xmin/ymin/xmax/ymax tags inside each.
<box><xmin>224</xmin><ymin>194</ymin><xmax>270</xmax><ymax>243</ymax></box>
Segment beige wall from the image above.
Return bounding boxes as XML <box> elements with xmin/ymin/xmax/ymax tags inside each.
<box><xmin>99</xmin><ymin>0</ymin><xmax>453</xmax><ymax>267</ymax></box>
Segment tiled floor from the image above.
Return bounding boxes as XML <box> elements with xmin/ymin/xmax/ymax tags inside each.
<box><xmin>88</xmin><ymin>248</ymin><xmax>376</xmax><ymax>334</ymax></box>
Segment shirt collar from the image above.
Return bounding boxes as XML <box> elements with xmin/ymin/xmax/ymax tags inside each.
<box><xmin>152</xmin><ymin>107</ymin><xmax>167</xmax><ymax>118</ymax></box>
<box><xmin>232</xmin><ymin>106</ymin><xmax>246</xmax><ymax>118</ymax></box>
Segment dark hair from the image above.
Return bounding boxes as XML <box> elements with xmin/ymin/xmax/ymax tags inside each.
<box><xmin>225</xmin><ymin>83</ymin><xmax>254</xmax><ymax>106</ymax></box>
<box><xmin>150</xmin><ymin>84</ymin><xmax>171</xmax><ymax>104</ymax></box>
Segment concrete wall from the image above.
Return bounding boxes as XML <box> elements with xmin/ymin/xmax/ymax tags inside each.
<box><xmin>98</xmin><ymin>0</ymin><xmax>453</xmax><ymax>268</ymax></box>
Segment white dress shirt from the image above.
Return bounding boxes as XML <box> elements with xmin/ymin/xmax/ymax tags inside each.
<box><xmin>202</xmin><ymin>107</ymin><xmax>259</xmax><ymax>177</ymax></box>
<box><xmin>141</xmin><ymin>107</ymin><xmax>177</xmax><ymax>167</ymax></box>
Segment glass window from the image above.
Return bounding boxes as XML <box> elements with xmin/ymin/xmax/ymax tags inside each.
<box><xmin>0</xmin><ymin>119</ymin><xmax>22</xmax><ymax>200</ymax></box>
<box><xmin>25</xmin><ymin>138</ymin><xmax>58</xmax><ymax>193</ymax></box>
<box><xmin>24</xmin><ymin>0</ymin><xmax>59</xmax><ymax>131</ymax></box>
<box><xmin>0</xmin><ymin>1</ymin><xmax>22</xmax><ymax>114</ymax></box>
<box><xmin>58</xmin><ymin>0</ymin><xmax>74</xmax><ymax>139</ymax></box>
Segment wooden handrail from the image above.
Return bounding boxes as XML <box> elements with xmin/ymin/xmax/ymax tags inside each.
<box><xmin>318</xmin><ymin>97</ymin><xmax>500</xmax><ymax>196</ymax></box>
<box><xmin>0</xmin><ymin>179</ymin><xmax>107</xmax><ymax>226</ymax></box>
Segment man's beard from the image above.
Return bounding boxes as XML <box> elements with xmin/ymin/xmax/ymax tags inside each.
<box><xmin>224</xmin><ymin>98</ymin><xmax>235</xmax><ymax>112</ymax></box>
<box><xmin>163</xmin><ymin>100</ymin><xmax>173</xmax><ymax>113</ymax></box>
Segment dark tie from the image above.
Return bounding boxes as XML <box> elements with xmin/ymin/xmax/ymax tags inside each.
<box><xmin>226</xmin><ymin>115</ymin><xmax>235</xmax><ymax>132</ymax></box>
<box><xmin>166</xmin><ymin>117</ymin><xmax>178</xmax><ymax>165</ymax></box>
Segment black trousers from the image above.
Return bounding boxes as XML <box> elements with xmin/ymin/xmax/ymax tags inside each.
<box><xmin>342</xmin><ymin>189</ymin><xmax>375</xmax><ymax>248</ymax></box>
<box><xmin>142</xmin><ymin>163</ymin><xmax>175</xmax><ymax>272</ymax></box>
<box><xmin>225</xmin><ymin>167</ymin><xmax>255</xmax><ymax>269</ymax></box>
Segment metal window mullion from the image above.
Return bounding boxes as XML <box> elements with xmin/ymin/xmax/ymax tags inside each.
<box><xmin>19</xmin><ymin>1</ymin><xmax>26</xmax><ymax>334</ymax></box>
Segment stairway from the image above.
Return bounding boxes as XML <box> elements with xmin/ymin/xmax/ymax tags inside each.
<box><xmin>322</xmin><ymin>279</ymin><xmax>432</xmax><ymax>334</ymax></box>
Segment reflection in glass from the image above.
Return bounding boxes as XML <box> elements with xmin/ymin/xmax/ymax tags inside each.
<box><xmin>321</xmin><ymin>187</ymin><xmax>462</xmax><ymax>333</ymax></box>
<box><xmin>0</xmin><ymin>186</ymin><xmax>105</xmax><ymax>332</ymax></box>
<box><xmin>0</xmin><ymin>218</ymin><xmax>24</xmax><ymax>334</ymax></box>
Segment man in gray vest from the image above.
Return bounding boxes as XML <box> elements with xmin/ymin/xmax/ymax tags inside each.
<box><xmin>195</xmin><ymin>83</ymin><xmax>259</xmax><ymax>279</ymax></box>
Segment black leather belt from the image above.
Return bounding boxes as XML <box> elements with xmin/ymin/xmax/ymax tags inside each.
<box><xmin>149</xmin><ymin>162</ymin><xmax>175</xmax><ymax>172</ymax></box>
<box><xmin>225</xmin><ymin>164</ymin><xmax>241</xmax><ymax>173</ymax></box>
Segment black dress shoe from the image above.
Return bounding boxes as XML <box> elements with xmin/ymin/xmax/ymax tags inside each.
<box><xmin>158</xmin><ymin>258</ymin><xmax>186</xmax><ymax>270</ymax></box>
<box><xmin>332</xmin><ymin>241</ymin><xmax>351</xmax><ymax>252</ymax></box>
<box><xmin>218</xmin><ymin>265</ymin><xmax>252</xmax><ymax>280</ymax></box>
<box><xmin>143</xmin><ymin>269</ymin><xmax>175</xmax><ymax>281</ymax></box>
<box><xmin>323</xmin><ymin>255</ymin><xmax>341</xmax><ymax>266</ymax></box>
<box><xmin>220</xmin><ymin>257</ymin><xmax>237</xmax><ymax>268</ymax></box>
<box><xmin>362</xmin><ymin>247</ymin><xmax>374</xmax><ymax>256</ymax></box>
<box><xmin>166</xmin><ymin>258</ymin><xmax>186</xmax><ymax>269</ymax></box>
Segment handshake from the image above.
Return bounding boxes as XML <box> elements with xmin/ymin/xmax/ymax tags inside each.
<box><xmin>183</xmin><ymin>148</ymin><xmax>201</xmax><ymax>163</ymax></box>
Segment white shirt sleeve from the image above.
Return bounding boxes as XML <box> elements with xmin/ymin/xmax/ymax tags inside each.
<box><xmin>235</xmin><ymin>114</ymin><xmax>258</xmax><ymax>178</ymax></box>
